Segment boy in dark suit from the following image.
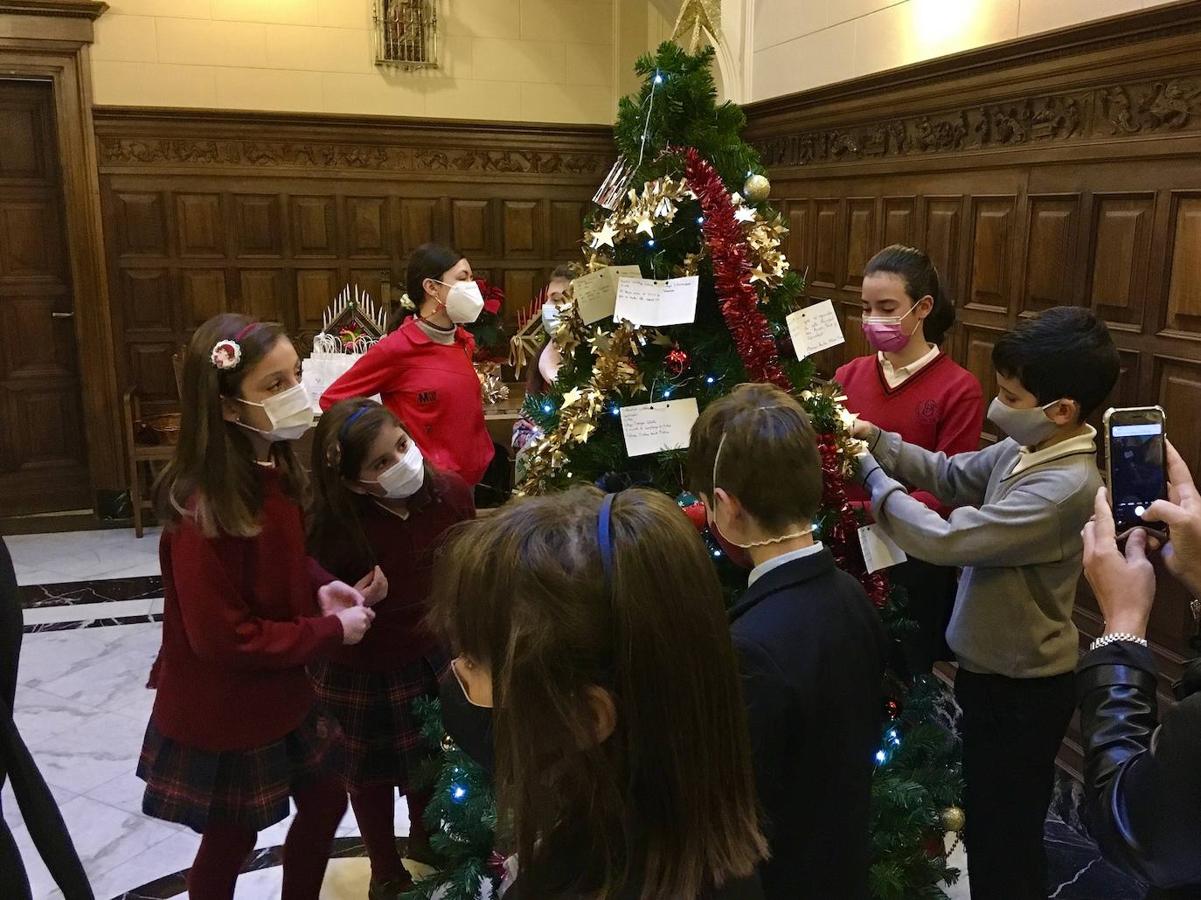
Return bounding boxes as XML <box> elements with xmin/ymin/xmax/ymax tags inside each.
<box><xmin>688</xmin><ymin>384</ymin><xmax>889</xmax><ymax>900</ymax></box>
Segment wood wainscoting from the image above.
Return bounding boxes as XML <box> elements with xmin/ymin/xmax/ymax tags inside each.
<box><xmin>93</xmin><ymin>108</ymin><xmax>614</xmax><ymax>419</ymax></box>
<box><xmin>744</xmin><ymin>1</ymin><xmax>1201</xmax><ymax>772</ymax></box>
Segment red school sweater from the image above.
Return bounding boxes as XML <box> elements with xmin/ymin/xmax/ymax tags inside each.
<box><xmin>319</xmin><ymin>318</ymin><xmax>495</xmax><ymax>486</ymax></box>
<box><xmin>150</xmin><ymin>468</ymin><xmax>344</xmax><ymax>752</ymax></box>
<box><xmin>834</xmin><ymin>352</ymin><xmax>984</xmax><ymax>515</ymax></box>
<box><xmin>318</xmin><ymin>470</ymin><xmax>476</xmax><ymax>672</ymax></box>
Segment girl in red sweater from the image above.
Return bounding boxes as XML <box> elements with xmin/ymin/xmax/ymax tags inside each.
<box><xmin>834</xmin><ymin>245</ymin><xmax>984</xmax><ymax>676</ymax></box>
<box><xmin>319</xmin><ymin>244</ymin><xmax>494</xmax><ymax>487</ymax></box>
<box><xmin>308</xmin><ymin>398</ymin><xmax>476</xmax><ymax>899</ymax></box>
<box><xmin>139</xmin><ymin>314</ymin><xmax>379</xmax><ymax>900</ymax></box>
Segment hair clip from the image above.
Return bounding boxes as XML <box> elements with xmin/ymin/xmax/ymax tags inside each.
<box><xmin>210</xmin><ymin>339</ymin><xmax>242</xmax><ymax>370</ymax></box>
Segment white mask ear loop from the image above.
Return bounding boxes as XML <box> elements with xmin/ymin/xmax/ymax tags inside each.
<box><xmin>712</xmin><ymin>412</ymin><xmax>814</xmax><ymax>550</ymax></box>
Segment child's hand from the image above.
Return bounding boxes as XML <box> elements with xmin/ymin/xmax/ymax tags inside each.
<box><xmin>849</xmin><ymin>415</ymin><xmax>875</xmax><ymax>442</ymax></box>
<box><xmin>1141</xmin><ymin>440</ymin><xmax>1201</xmax><ymax>598</ymax></box>
<box><xmin>354</xmin><ymin>566</ymin><xmax>389</xmax><ymax>607</ymax></box>
<box><xmin>1083</xmin><ymin>487</ymin><xmax>1156</xmax><ymax>639</ymax></box>
<box><xmin>318</xmin><ymin>580</ymin><xmax>366</xmax><ymax>615</ymax></box>
<box><xmin>336</xmin><ymin>606</ymin><xmax>375</xmax><ymax>645</ymax></box>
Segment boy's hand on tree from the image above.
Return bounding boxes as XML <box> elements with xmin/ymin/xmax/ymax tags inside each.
<box><xmin>318</xmin><ymin>580</ymin><xmax>366</xmax><ymax>615</ymax></box>
<box><xmin>354</xmin><ymin>566</ymin><xmax>389</xmax><ymax>607</ymax></box>
<box><xmin>1084</xmin><ymin>487</ymin><xmax>1156</xmax><ymax>639</ymax></box>
<box><xmin>1141</xmin><ymin>441</ymin><xmax>1201</xmax><ymax>598</ymax></box>
<box><xmin>849</xmin><ymin>415</ymin><xmax>875</xmax><ymax>441</ymax></box>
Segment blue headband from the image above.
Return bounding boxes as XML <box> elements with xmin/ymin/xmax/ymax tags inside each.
<box><xmin>597</xmin><ymin>493</ymin><xmax>616</xmax><ymax>583</ymax></box>
<box><xmin>339</xmin><ymin>406</ymin><xmax>372</xmax><ymax>442</ymax></box>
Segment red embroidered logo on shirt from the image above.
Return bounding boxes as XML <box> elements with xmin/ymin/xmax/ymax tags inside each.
<box><xmin>917</xmin><ymin>400</ymin><xmax>939</xmax><ymax>424</ymax></box>
<box><xmin>418</xmin><ymin>390</ymin><xmax>438</xmax><ymax>405</ymax></box>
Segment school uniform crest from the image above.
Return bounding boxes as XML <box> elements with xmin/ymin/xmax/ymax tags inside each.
<box><xmin>917</xmin><ymin>399</ymin><xmax>939</xmax><ymax>424</ymax></box>
<box><xmin>417</xmin><ymin>390</ymin><xmax>438</xmax><ymax>405</ymax></box>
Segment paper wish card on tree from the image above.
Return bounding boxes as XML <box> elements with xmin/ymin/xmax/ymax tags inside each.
<box><xmin>620</xmin><ymin>398</ymin><xmax>700</xmax><ymax>457</ymax></box>
<box><xmin>572</xmin><ymin>265</ymin><xmax>643</xmax><ymax>324</ymax></box>
<box><xmin>614</xmin><ymin>276</ymin><xmax>699</xmax><ymax>327</ymax></box>
<box><xmin>786</xmin><ymin>299</ymin><xmax>845</xmax><ymax>359</ymax></box>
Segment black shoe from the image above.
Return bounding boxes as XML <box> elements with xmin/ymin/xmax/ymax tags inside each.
<box><xmin>369</xmin><ymin>874</ymin><xmax>414</xmax><ymax>900</ymax></box>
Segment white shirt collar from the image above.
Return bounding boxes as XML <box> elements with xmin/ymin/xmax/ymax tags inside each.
<box><xmin>1010</xmin><ymin>425</ymin><xmax>1097</xmax><ymax>476</ymax></box>
<box><xmin>748</xmin><ymin>542</ymin><xmax>825</xmax><ymax>587</ymax></box>
<box><xmin>878</xmin><ymin>344</ymin><xmax>940</xmax><ymax>389</ymax></box>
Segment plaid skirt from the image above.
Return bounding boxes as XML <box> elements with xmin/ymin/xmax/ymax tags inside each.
<box><xmin>137</xmin><ymin>706</ymin><xmax>342</xmax><ymax>834</ymax></box>
<box><xmin>310</xmin><ymin>654</ymin><xmax>445</xmax><ymax>792</ymax></box>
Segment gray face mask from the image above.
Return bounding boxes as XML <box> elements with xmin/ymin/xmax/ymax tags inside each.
<box><xmin>987</xmin><ymin>396</ymin><xmax>1064</xmax><ymax>447</ymax></box>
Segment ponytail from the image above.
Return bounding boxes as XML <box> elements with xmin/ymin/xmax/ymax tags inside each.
<box><xmin>864</xmin><ymin>244</ymin><xmax>956</xmax><ymax>345</ymax></box>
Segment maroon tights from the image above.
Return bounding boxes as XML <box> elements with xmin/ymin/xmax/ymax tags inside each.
<box><xmin>187</xmin><ymin>776</ymin><xmax>347</xmax><ymax>899</ymax></box>
<box><xmin>349</xmin><ymin>787</ymin><xmax>431</xmax><ymax>883</ymax></box>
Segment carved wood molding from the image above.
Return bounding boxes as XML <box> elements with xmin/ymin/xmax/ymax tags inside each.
<box><xmin>750</xmin><ymin>74</ymin><xmax>1201</xmax><ymax>168</ymax></box>
<box><xmin>96</xmin><ymin>136</ymin><xmax>612</xmax><ymax>177</ymax></box>
<box><xmin>0</xmin><ymin>0</ymin><xmax>108</xmax><ymax>18</ymax></box>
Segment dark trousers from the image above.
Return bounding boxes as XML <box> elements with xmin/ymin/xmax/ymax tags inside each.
<box><xmin>888</xmin><ymin>557</ymin><xmax>957</xmax><ymax>679</ymax></box>
<box><xmin>954</xmin><ymin>668</ymin><xmax>1076</xmax><ymax>900</ymax></box>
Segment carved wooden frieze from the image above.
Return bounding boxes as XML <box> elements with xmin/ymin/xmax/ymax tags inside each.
<box><xmin>97</xmin><ymin>137</ymin><xmax>611</xmax><ymax>177</ymax></box>
<box><xmin>752</xmin><ymin>76</ymin><xmax>1201</xmax><ymax>167</ymax></box>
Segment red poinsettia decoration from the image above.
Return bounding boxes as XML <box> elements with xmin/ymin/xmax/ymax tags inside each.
<box><xmin>476</xmin><ymin>278</ymin><xmax>504</xmax><ymax>315</ymax></box>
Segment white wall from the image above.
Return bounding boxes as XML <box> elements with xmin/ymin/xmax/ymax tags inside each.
<box><xmin>751</xmin><ymin>0</ymin><xmax>1178</xmax><ymax>101</ymax></box>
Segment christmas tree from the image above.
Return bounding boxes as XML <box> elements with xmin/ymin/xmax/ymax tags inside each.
<box><xmin>405</xmin><ymin>43</ymin><xmax>963</xmax><ymax>900</ymax></box>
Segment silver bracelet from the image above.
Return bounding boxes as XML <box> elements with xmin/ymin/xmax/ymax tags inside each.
<box><xmin>1090</xmin><ymin>632</ymin><xmax>1149</xmax><ymax>651</ymax></box>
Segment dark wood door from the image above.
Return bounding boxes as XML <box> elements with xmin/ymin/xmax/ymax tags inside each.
<box><xmin>0</xmin><ymin>81</ymin><xmax>89</xmax><ymax>514</ymax></box>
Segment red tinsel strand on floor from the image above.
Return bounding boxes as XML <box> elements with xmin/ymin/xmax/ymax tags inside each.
<box><xmin>818</xmin><ymin>434</ymin><xmax>890</xmax><ymax>609</ymax></box>
<box><xmin>680</xmin><ymin>148</ymin><xmax>792</xmax><ymax>390</ymax></box>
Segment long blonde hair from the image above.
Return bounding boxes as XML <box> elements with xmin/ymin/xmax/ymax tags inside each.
<box><xmin>155</xmin><ymin>314</ymin><xmax>305</xmax><ymax>538</ymax></box>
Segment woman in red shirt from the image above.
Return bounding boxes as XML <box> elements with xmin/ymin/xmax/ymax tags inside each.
<box><xmin>834</xmin><ymin>245</ymin><xmax>984</xmax><ymax>677</ymax></box>
<box><xmin>320</xmin><ymin>244</ymin><xmax>494</xmax><ymax>486</ymax></box>
<box><xmin>140</xmin><ymin>314</ymin><xmax>380</xmax><ymax>900</ymax></box>
<box><xmin>308</xmin><ymin>398</ymin><xmax>475</xmax><ymax>899</ymax></box>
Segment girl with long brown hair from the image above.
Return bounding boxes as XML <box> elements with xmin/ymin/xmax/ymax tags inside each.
<box><xmin>430</xmin><ymin>487</ymin><xmax>768</xmax><ymax>899</ymax></box>
<box><xmin>308</xmin><ymin>398</ymin><xmax>475</xmax><ymax>899</ymax></box>
<box><xmin>139</xmin><ymin>314</ymin><xmax>378</xmax><ymax>900</ymax></box>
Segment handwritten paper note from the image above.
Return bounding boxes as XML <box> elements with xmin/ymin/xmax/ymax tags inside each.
<box><xmin>620</xmin><ymin>398</ymin><xmax>699</xmax><ymax>457</ymax></box>
<box><xmin>572</xmin><ymin>265</ymin><xmax>643</xmax><ymax>324</ymax></box>
<box><xmin>786</xmin><ymin>300</ymin><xmax>845</xmax><ymax>359</ymax></box>
<box><xmin>614</xmin><ymin>276</ymin><xmax>699</xmax><ymax>327</ymax></box>
<box><xmin>858</xmin><ymin>524</ymin><xmax>908</xmax><ymax>574</ymax></box>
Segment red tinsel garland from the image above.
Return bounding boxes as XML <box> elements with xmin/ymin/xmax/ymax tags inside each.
<box><xmin>681</xmin><ymin>148</ymin><xmax>792</xmax><ymax>390</ymax></box>
<box><xmin>818</xmin><ymin>434</ymin><xmax>890</xmax><ymax>609</ymax></box>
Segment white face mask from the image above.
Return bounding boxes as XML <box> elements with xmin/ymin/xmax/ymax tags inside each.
<box><xmin>435</xmin><ymin>279</ymin><xmax>485</xmax><ymax>324</ymax></box>
<box><xmin>542</xmin><ymin>301</ymin><xmax>568</xmax><ymax>337</ymax></box>
<box><xmin>362</xmin><ymin>441</ymin><xmax>425</xmax><ymax>499</ymax></box>
<box><xmin>236</xmin><ymin>383</ymin><xmax>313</xmax><ymax>442</ymax></box>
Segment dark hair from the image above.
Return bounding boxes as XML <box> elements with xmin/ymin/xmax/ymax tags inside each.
<box><xmin>155</xmin><ymin>314</ymin><xmax>304</xmax><ymax>538</ymax></box>
<box><xmin>550</xmin><ymin>264</ymin><xmax>575</xmax><ymax>282</ymax></box>
<box><xmin>864</xmin><ymin>244</ymin><xmax>956</xmax><ymax>344</ymax></box>
<box><xmin>308</xmin><ymin>398</ymin><xmax>440</xmax><ymax>577</ymax></box>
<box><xmin>992</xmin><ymin>306</ymin><xmax>1119</xmax><ymax>421</ymax></box>
<box><xmin>405</xmin><ymin>243</ymin><xmax>464</xmax><ymax>311</ymax></box>
<box><xmin>430</xmin><ymin>487</ymin><xmax>767</xmax><ymax>899</ymax></box>
<box><xmin>687</xmin><ymin>384</ymin><xmax>823</xmax><ymax>530</ymax></box>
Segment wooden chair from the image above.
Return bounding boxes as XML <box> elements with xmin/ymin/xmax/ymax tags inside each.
<box><xmin>123</xmin><ymin>348</ymin><xmax>185</xmax><ymax>538</ymax></box>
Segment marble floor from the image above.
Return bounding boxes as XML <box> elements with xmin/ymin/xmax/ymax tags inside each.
<box><xmin>1</xmin><ymin>527</ymin><xmax>1142</xmax><ymax>899</ymax></box>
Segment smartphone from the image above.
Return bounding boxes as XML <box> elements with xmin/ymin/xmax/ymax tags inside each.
<box><xmin>1103</xmin><ymin>406</ymin><xmax>1167</xmax><ymax>534</ymax></box>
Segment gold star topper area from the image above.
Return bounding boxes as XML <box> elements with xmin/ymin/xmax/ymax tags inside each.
<box><xmin>671</xmin><ymin>0</ymin><xmax>723</xmax><ymax>52</ymax></box>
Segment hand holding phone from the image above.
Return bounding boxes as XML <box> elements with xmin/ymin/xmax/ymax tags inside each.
<box><xmin>1103</xmin><ymin>406</ymin><xmax>1167</xmax><ymax>538</ymax></box>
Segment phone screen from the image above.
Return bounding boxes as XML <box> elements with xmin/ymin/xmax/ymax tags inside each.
<box><xmin>1109</xmin><ymin>419</ymin><xmax>1166</xmax><ymax>532</ymax></box>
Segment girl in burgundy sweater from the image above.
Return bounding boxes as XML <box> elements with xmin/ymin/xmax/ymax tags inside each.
<box><xmin>308</xmin><ymin>398</ymin><xmax>476</xmax><ymax>899</ymax></box>
<box><xmin>139</xmin><ymin>315</ymin><xmax>379</xmax><ymax>899</ymax></box>
<box><xmin>834</xmin><ymin>245</ymin><xmax>984</xmax><ymax>676</ymax></box>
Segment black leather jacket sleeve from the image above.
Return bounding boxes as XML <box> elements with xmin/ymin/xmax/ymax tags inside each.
<box><xmin>1077</xmin><ymin>641</ymin><xmax>1201</xmax><ymax>891</ymax></box>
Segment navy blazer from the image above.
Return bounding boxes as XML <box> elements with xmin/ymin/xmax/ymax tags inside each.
<box><xmin>731</xmin><ymin>549</ymin><xmax>888</xmax><ymax>900</ymax></box>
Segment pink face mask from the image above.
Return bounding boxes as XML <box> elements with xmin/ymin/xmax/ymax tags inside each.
<box><xmin>862</xmin><ymin>304</ymin><xmax>920</xmax><ymax>353</ymax></box>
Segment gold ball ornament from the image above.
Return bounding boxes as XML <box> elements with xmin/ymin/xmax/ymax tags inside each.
<box><xmin>941</xmin><ymin>805</ymin><xmax>966</xmax><ymax>834</ymax></box>
<box><xmin>743</xmin><ymin>173</ymin><xmax>771</xmax><ymax>203</ymax></box>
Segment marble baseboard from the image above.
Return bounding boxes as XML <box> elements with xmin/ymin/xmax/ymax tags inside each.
<box><xmin>21</xmin><ymin>575</ymin><xmax>163</xmax><ymax>609</ymax></box>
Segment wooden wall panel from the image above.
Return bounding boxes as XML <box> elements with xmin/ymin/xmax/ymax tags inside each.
<box><xmin>347</xmin><ymin>197</ymin><xmax>389</xmax><ymax>258</ymax></box>
<box><xmin>923</xmin><ymin>198</ymin><xmax>962</xmax><ymax>299</ymax></box>
<box><xmin>234</xmin><ymin>195</ymin><xmax>282</xmax><ymax>258</ymax></box>
<box><xmin>1165</xmin><ymin>194</ymin><xmax>1201</xmax><ymax>335</ymax></box>
<box><xmin>882</xmin><ymin>197</ymin><xmax>914</xmax><ymax>247</ymax></box>
<box><xmin>968</xmin><ymin>197</ymin><xmax>1015</xmax><ymax>312</ymax></box>
<box><xmin>113</xmin><ymin>192</ymin><xmax>166</xmax><ymax>257</ymax></box>
<box><xmin>176</xmin><ymin>194</ymin><xmax>223</xmax><ymax>257</ymax></box>
<box><xmin>400</xmin><ymin>198</ymin><xmax>438</xmax><ymax>252</ymax></box>
<box><xmin>1024</xmin><ymin>195</ymin><xmax>1080</xmax><ymax>313</ymax></box>
<box><xmin>452</xmin><ymin>199</ymin><xmax>491</xmax><ymax>254</ymax></box>
<box><xmin>181</xmin><ymin>269</ymin><xmax>227</xmax><ymax>329</ymax></box>
<box><xmin>121</xmin><ymin>269</ymin><xmax>171</xmax><ymax>333</ymax></box>
<box><xmin>1090</xmin><ymin>194</ymin><xmax>1154</xmax><ymax>330</ymax></box>
<box><xmin>291</xmin><ymin>196</ymin><xmax>338</xmax><ymax>258</ymax></box>
<box><xmin>550</xmin><ymin>201</ymin><xmax>584</xmax><ymax>258</ymax></box>
<box><xmin>503</xmin><ymin>200</ymin><xmax>540</xmax><ymax>256</ymax></box>
<box><xmin>812</xmin><ymin>199</ymin><xmax>840</xmax><ymax>289</ymax></box>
